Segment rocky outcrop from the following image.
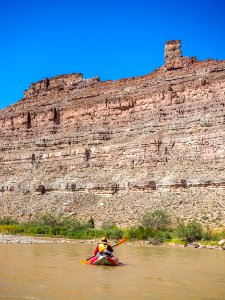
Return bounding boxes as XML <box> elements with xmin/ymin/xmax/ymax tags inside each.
<box><xmin>0</xmin><ymin>40</ymin><xmax>224</xmax><ymax>227</ymax></box>
<box><xmin>164</xmin><ymin>40</ymin><xmax>197</xmax><ymax>70</ymax></box>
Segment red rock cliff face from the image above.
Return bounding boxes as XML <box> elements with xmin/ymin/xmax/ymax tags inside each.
<box><xmin>0</xmin><ymin>40</ymin><xmax>224</xmax><ymax>227</ymax></box>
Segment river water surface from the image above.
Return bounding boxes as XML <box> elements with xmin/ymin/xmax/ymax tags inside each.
<box><xmin>0</xmin><ymin>242</ymin><xmax>225</xmax><ymax>299</ymax></box>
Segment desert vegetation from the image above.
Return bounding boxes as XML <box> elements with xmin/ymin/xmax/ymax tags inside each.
<box><xmin>0</xmin><ymin>211</ymin><xmax>224</xmax><ymax>246</ymax></box>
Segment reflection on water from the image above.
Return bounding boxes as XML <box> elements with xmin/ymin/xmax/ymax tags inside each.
<box><xmin>0</xmin><ymin>242</ymin><xmax>225</xmax><ymax>299</ymax></box>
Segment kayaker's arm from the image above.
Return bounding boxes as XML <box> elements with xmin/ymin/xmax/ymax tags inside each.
<box><xmin>94</xmin><ymin>245</ymin><xmax>99</xmax><ymax>255</ymax></box>
<box><xmin>107</xmin><ymin>244</ymin><xmax>113</xmax><ymax>252</ymax></box>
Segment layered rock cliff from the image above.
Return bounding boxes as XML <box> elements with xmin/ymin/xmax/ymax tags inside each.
<box><xmin>0</xmin><ymin>40</ymin><xmax>224</xmax><ymax>227</ymax></box>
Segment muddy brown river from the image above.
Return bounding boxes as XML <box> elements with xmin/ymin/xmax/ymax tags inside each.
<box><xmin>0</xmin><ymin>242</ymin><xmax>225</xmax><ymax>299</ymax></box>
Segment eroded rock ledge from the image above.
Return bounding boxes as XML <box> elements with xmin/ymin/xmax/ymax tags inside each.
<box><xmin>0</xmin><ymin>40</ymin><xmax>224</xmax><ymax>227</ymax></box>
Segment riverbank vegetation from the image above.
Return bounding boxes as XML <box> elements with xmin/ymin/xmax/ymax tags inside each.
<box><xmin>0</xmin><ymin>210</ymin><xmax>224</xmax><ymax>246</ymax></box>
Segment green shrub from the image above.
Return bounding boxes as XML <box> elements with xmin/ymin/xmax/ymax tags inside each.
<box><xmin>79</xmin><ymin>228</ymin><xmax>105</xmax><ymax>239</ymax></box>
<box><xmin>49</xmin><ymin>226</ymin><xmax>63</xmax><ymax>236</ymax></box>
<box><xmin>165</xmin><ymin>238</ymin><xmax>186</xmax><ymax>245</ymax></box>
<box><xmin>86</xmin><ymin>217</ymin><xmax>95</xmax><ymax>229</ymax></box>
<box><xmin>69</xmin><ymin>220</ymin><xmax>87</xmax><ymax>231</ymax></box>
<box><xmin>176</xmin><ymin>220</ymin><xmax>203</xmax><ymax>242</ymax></box>
<box><xmin>0</xmin><ymin>224</ymin><xmax>24</xmax><ymax>234</ymax></box>
<box><xmin>141</xmin><ymin>210</ymin><xmax>171</xmax><ymax>230</ymax></box>
<box><xmin>105</xmin><ymin>227</ymin><xmax>124</xmax><ymax>239</ymax></box>
<box><xmin>33</xmin><ymin>213</ymin><xmax>62</xmax><ymax>226</ymax></box>
<box><xmin>125</xmin><ymin>227</ymin><xmax>173</xmax><ymax>242</ymax></box>
<box><xmin>3</xmin><ymin>213</ymin><xmax>223</xmax><ymax>245</ymax></box>
<box><xmin>101</xmin><ymin>219</ymin><xmax>116</xmax><ymax>230</ymax></box>
<box><xmin>125</xmin><ymin>226</ymin><xmax>152</xmax><ymax>240</ymax></box>
<box><xmin>0</xmin><ymin>216</ymin><xmax>19</xmax><ymax>225</ymax></box>
<box><xmin>207</xmin><ymin>228</ymin><xmax>225</xmax><ymax>241</ymax></box>
<box><xmin>154</xmin><ymin>230</ymin><xmax>173</xmax><ymax>241</ymax></box>
<box><xmin>202</xmin><ymin>226</ymin><xmax>213</xmax><ymax>241</ymax></box>
<box><xmin>35</xmin><ymin>225</ymin><xmax>50</xmax><ymax>235</ymax></box>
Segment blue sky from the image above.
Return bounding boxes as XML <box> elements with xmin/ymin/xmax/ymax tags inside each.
<box><xmin>1</xmin><ymin>0</ymin><xmax>225</xmax><ymax>109</ymax></box>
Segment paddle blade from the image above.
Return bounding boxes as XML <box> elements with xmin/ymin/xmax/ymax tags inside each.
<box><xmin>114</xmin><ymin>238</ymin><xmax>128</xmax><ymax>247</ymax></box>
<box><xmin>81</xmin><ymin>259</ymin><xmax>88</xmax><ymax>264</ymax></box>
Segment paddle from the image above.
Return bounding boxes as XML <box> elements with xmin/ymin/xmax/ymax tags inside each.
<box><xmin>81</xmin><ymin>238</ymin><xmax>128</xmax><ymax>264</ymax></box>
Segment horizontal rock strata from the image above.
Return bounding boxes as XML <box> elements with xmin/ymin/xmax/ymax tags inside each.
<box><xmin>0</xmin><ymin>40</ymin><xmax>224</xmax><ymax>227</ymax></box>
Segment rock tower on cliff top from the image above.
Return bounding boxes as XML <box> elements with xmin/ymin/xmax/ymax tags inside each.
<box><xmin>0</xmin><ymin>40</ymin><xmax>224</xmax><ymax>227</ymax></box>
<box><xmin>165</xmin><ymin>40</ymin><xmax>182</xmax><ymax>63</ymax></box>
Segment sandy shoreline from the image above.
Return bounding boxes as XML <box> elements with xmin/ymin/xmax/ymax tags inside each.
<box><xmin>0</xmin><ymin>234</ymin><xmax>85</xmax><ymax>244</ymax></box>
<box><xmin>0</xmin><ymin>234</ymin><xmax>224</xmax><ymax>250</ymax></box>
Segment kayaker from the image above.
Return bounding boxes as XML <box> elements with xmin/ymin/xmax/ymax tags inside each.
<box><xmin>94</xmin><ymin>237</ymin><xmax>113</xmax><ymax>257</ymax></box>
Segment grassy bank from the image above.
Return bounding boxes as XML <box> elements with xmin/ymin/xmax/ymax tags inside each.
<box><xmin>0</xmin><ymin>212</ymin><xmax>224</xmax><ymax>246</ymax></box>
